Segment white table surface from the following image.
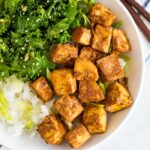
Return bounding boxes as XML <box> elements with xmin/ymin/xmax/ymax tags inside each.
<box><xmin>0</xmin><ymin>0</ymin><xmax>150</xmax><ymax>150</ymax></box>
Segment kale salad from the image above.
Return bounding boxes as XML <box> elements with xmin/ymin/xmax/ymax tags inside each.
<box><xmin>0</xmin><ymin>0</ymin><xmax>94</xmax><ymax>81</ymax></box>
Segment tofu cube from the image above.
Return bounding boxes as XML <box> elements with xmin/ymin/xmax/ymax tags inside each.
<box><xmin>72</xmin><ymin>27</ymin><xmax>92</xmax><ymax>46</ymax></box>
<box><xmin>92</xmin><ymin>25</ymin><xmax>112</xmax><ymax>53</ymax></box>
<box><xmin>79</xmin><ymin>80</ymin><xmax>105</xmax><ymax>103</ymax></box>
<box><xmin>74</xmin><ymin>58</ymin><xmax>99</xmax><ymax>81</ymax></box>
<box><xmin>88</xmin><ymin>3</ymin><xmax>116</xmax><ymax>26</ymax></box>
<box><xmin>97</xmin><ymin>54</ymin><xmax>124</xmax><ymax>82</ymax></box>
<box><xmin>113</xmin><ymin>29</ymin><xmax>130</xmax><ymax>52</ymax></box>
<box><xmin>105</xmin><ymin>82</ymin><xmax>133</xmax><ymax>113</ymax></box>
<box><xmin>50</xmin><ymin>43</ymin><xmax>78</xmax><ymax>66</ymax></box>
<box><xmin>79</xmin><ymin>47</ymin><xmax>99</xmax><ymax>63</ymax></box>
<box><xmin>31</xmin><ymin>76</ymin><xmax>53</xmax><ymax>102</ymax></box>
<box><xmin>65</xmin><ymin>124</ymin><xmax>91</xmax><ymax>148</ymax></box>
<box><xmin>38</xmin><ymin>114</ymin><xmax>66</xmax><ymax>144</ymax></box>
<box><xmin>51</xmin><ymin>69</ymin><xmax>77</xmax><ymax>96</ymax></box>
<box><xmin>54</xmin><ymin>95</ymin><xmax>84</xmax><ymax>122</ymax></box>
<box><xmin>82</xmin><ymin>105</ymin><xmax>107</xmax><ymax>134</ymax></box>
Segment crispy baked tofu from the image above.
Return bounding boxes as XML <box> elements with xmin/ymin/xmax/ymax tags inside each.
<box><xmin>105</xmin><ymin>82</ymin><xmax>133</xmax><ymax>113</ymax></box>
<box><xmin>50</xmin><ymin>43</ymin><xmax>78</xmax><ymax>66</ymax></box>
<box><xmin>38</xmin><ymin>115</ymin><xmax>66</xmax><ymax>145</ymax></box>
<box><xmin>82</xmin><ymin>105</ymin><xmax>107</xmax><ymax>134</ymax></box>
<box><xmin>72</xmin><ymin>27</ymin><xmax>92</xmax><ymax>45</ymax></box>
<box><xmin>31</xmin><ymin>76</ymin><xmax>53</xmax><ymax>102</ymax></box>
<box><xmin>92</xmin><ymin>25</ymin><xmax>112</xmax><ymax>53</ymax></box>
<box><xmin>54</xmin><ymin>95</ymin><xmax>84</xmax><ymax>122</ymax></box>
<box><xmin>79</xmin><ymin>80</ymin><xmax>105</xmax><ymax>103</ymax></box>
<box><xmin>88</xmin><ymin>3</ymin><xmax>116</xmax><ymax>26</ymax></box>
<box><xmin>113</xmin><ymin>29</ymin><xmax>130</xmax><ymax>52</ymax></box>
<box><xmin>74</xmin><ymin>58</ymin><xmax>99</xmax><ymax>81</ymax></box>
<box><xmin>97</xmin><ymin>53</ymin><xmax>124</xmax><ymax>82</ymax></box>
<box><xmin>65</xmin><ymin>124</ymin><xmax>91</xmax><ymax>148</ymax></box>
<box><xmin>79</xmin><ymin>47</ymin><xmax>99</xmax><ymax>63</ymax></box>
<box><xmin>51</xmin><ymin>69</ymin><xmax>77</xmax><ymax>96</ymax></box>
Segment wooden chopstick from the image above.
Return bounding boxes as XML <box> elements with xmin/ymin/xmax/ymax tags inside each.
<box><xmin>125</xmin><ymin>0</ymin><xmax>150</xmax><ymax>22</ymax></box>
<box><xmin>120</xmin><ymin>0</ymin><xmax>150</xmax><ymax>43</ymax></box>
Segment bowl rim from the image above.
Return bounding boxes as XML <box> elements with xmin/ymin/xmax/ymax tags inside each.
<box><xmin>0</xmin><ymin>1</ymin><xmax>145</xmax><ymax>150</ymax></box>
<box><xmin>88</xmin><ymin>1</ymin><xmax>145</xmax><ymax>150</ymax></box>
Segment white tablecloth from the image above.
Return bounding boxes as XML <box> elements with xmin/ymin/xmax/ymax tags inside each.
<box><xmin>0</xmin><ymin>0</ymin><xmax>150</xmax><ymax>150</ymax></box>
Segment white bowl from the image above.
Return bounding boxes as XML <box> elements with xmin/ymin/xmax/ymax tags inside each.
<box><xmin>0</xmin><ymin>0</ymin><xmax>145</xmax><ymax>150</ymax></box>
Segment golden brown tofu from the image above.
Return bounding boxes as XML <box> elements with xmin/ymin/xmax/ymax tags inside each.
<box><xmin>79</xmin><ymin>80</ymin><xmax>105</xmax><ymax>103</ymax></box>
<box><xmin>92</xmin><ymin>25</ymin><xmax>112</xmax><ymax>53</ymax></box>
<box><xmin>65</xmin><ymin>124</ymin><xmax>91</xmax><ymax>148</ymax></box>
<box><xmin>74</xmin><ymin>58</ymin><xmax>99</xmax><ymax>81</ymax></box>
<box><xmin>38</xmin><ymin>114</ymin><xmax>66</xmax><ymax>144</ymax></box>
<box><xmin>31</xmin><ymin>76</ymin><xmax>53</xmax><ymax>102</ymax></box>
<box><xmin>79</xmin><ymin>47</ymin><xmax>99</xmax><ymax>63</ymax></box>
<box><xmin>82</xmin><ymin>105</ymin><xmax>107</xmax><ymax>134</ymax></box>
<box><xmin>88</xmin><ymin>3</ymin><xmax>116</xmax><ymax>26</ymax></box>
<box><xmin>51</xmin><ymin>69</ymin><xmax>77</xmax><ymax>96</ymax></box>
<box><xmin>113</xmin><ymin>29</ymin><xmax>130</xmax><ymax>53</ymax></box>
<box><xmin>54</xmin><ymin>95</ymin><xmax>84</xmax><ymax>122</ymax></box>
<box><xmin>97</xmin><ymin>54</ymin><xmax>124</xmax><ymax>82</ymax></box>
<box><xmin>72</xmin><ymin>27</ymin><xmax>92</xmax><ymax>46</ymax></box>
<box><xmin>50</xmin><ymin>43</ymin><xmax>78</xmax><ymax>66</ymax></box>
<box><xmin>105</xmin><ymin>82</ymin><xmax>133</xmax><ymax>113</ymax></box>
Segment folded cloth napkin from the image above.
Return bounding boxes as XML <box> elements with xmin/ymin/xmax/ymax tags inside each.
<box><xmin>0</xmin><ymin>0</ymin><xmax>149</xmax><ymax>150</ymax></box>
<box><xmin>139</xmin><ymin>0</ymin><xmax>150</xmax><ymax>61</ymax></box>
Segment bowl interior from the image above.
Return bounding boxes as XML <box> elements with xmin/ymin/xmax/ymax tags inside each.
<box><xmin>0</xmin><ymin>0</ymin><xmax>144</xmax><ymax>150</ymax></box>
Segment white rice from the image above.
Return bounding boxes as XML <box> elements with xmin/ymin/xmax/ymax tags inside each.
<box><xmin>0</xmin><ymin>75</ymin><xmax>54</xmax><ymax>136</ymax></box>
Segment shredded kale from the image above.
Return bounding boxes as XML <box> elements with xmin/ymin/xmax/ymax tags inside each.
<box><xmin>112</xmin><ymin>21</ymin><xmax>123</xmax><ymax>29</ymax></box>
<box><xmin>98</xmin><ymin>80</ymin><xmax>109</xmax><ymax>95</ymax></box>
<box><xmin>0</xmin><ymin>0</ymin><xmax>94</xmax><ymax>81</ymax></box>
<box><xmin>0</xmin><ymin>15</ymin><xmax>11</xmax><ymax>35</ymax></box>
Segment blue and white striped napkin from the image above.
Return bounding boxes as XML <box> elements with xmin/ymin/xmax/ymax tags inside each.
<box><xmin>0</xmin><ymin>0</ymin><xmax>149</xmax><ymax>150</ymax></box>
<box><xmin>139</xmin><ymin>0</ymin><xmax>150</xmax><ymax>62</ymax></box>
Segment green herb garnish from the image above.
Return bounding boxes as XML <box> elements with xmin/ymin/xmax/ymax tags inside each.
<box><xmin>108</xmin><ymin>43</ymin><xmax>112</xmax><ymax>53</ymax></box>
<box><xmin>113</xmin><ymin>21</ymin><xmax>123</xmax><ymax>29</ymax></box>
<box><xmin>98</xmin><ymin>80</ymin><xmax>109</xmax><ymax>95</ymax></box>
